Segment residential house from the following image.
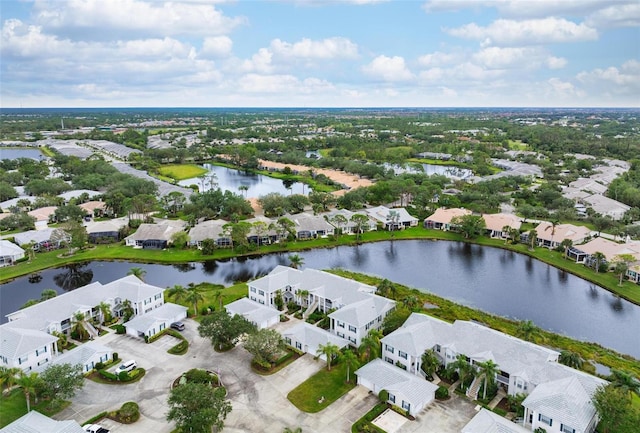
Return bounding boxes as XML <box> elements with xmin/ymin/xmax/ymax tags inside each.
<box><xmin>0</xmin><ymin>410</ymin><xmax>85</xmax><ymax>433</ymax></box>
<box><xmin>13</xmin><ymin>228</ymin><xmax>70</xmax><ymax>251</ymax></box>
<box><xmin>57</xmin><ymin>189</ymin><xmax>101</xmax><ymax>204</ymax></box>
<box><xmin>462</xmin><ymin>408</ymin><xmax>530</xmax><ymax>433</ymax></box>
<box><xmin>85</xmin><ymin>217</ymin><xmax>128</xmax><ymax>243</ymax></box>
<box><xmin>188</xmin><ymin>219</ymin><xmax>231</xmax><ymax>248</ymax></box>
<box><xmin>225</xmin><ymin>297</ymin><xmax>281</xmax><ymax>329</ymax></box>
<box><xmin>125</xmin><ymin>219</ymin><xmax>187</xmax><ymax>248</ymax></box>
<box><xmin>566</xmin><ymin>237</ymin><xmax>640</xmax><ymax>265</ymax></box>
<box><xmin>282</xmin><ymin>322</ymin><xmax>348</xmax><ymax>360</ymax></box>
<box><xmin>355</xmin><ymin>358</ymin><xmax>438</xmax><ymax>417</ymax></box>
<box><xmin>568</xmin><ymin>178</ymin><xmax>607</xmax><ymax>195</ymax></box>
<box><xmin>33</xmin><ymin>341</ymin><xmax>112</xmax><ymax>374</ymax></box>
<box><xmin>79</xmin><ymin>200</ymin><xmax>106</xmax><ymax>217</ymax></box>
<box><xmin>1</xmin><ymin>275</ymin><xmax>175</xmax><ymax>372</ymax></box>
<box><xmin>534</xmin><ymin>222</ymin><xmax>591</xmax><ymax>249</ymax></box>
<box><xmin>581</xmin><ymin>194</ymin><xmax>630</xmax><ymax>221</ymax></box>
<box><xmin>246</xmin><ymin>216</ymin><xmax>281</xmax><ymax>245</ymax></box>
<box><xmin>424</xmin><ymin>208</ymin><xmax>472</xmax><ymax>230</ymax></box>
<box><xmin>287</xmin><ymin>212</ymin><xmax>335</xmax><ymax>240</ymax></box>
<box><xmin>124</xmin><ymin>303</ymin><xmax>187</xmax><ymax>339</ymax></box>
<box><xmin>244</xmin><ymin>266</ymin><xmax>395</xmax><ymax>348</ymax></box>
<box><xmin>482</xmin><ymin>213</ymin><xmax>522</xmax><ymax>239</ymax></box>
<box><xmin>28</xmin><ymin>206</ymin><xmax>58</xmax><ymax>228</ymax></box>
<box><xmin>0</xmin><ymin>240</ymin><xmax>25</xmax><ymax>266</ymax></box>
<box><xmin>364</xmin><ymin>205</ymin><xmax>418</xmax><ymax>230</ymax></box>
<box><xmin>324</xmin><ymin>209</ymin><xmax>377</xmax><ymax>235</ymax></box>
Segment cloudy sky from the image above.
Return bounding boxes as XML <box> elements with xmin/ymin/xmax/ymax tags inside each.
<box><xmin>1</xmin><ymin>0</ymin><xmax>638</xmax><ymax>108</ymax></box>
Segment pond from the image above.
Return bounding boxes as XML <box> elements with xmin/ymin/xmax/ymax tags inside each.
<box><xmin>178</xmin><ymin>164</ymin><xmax>309</xmax><ymax>197</ymax></box>
<box><xmin>2</xmin><ymin>240</ymin><xmax>638</xmax><ymax>358</ymax></box>
<box><xmin>0</xmin><ymin>147</ymin><xmax>44</xmax><ymax>160</ymax></box>
<box><xmin>386</xmin><ymin>163</ymin><xmax>473</xmax><ymax>180</ymax></box>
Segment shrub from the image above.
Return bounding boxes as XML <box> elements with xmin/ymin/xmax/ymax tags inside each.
<box><xmin>184</xmin><ymin>368</ymin><xmax>213</xmax><ymax>384</ymax></box>
<box><xmin>128</xmin><ymin>369</ymin><xmax>140</xmax><ymax>379</ymax></box>
<box><xmin>168</xmin><ymin>341</ymin><xmax>188</xmax><ymax>355</ymax></box>
<box><xmin>118</xmin><ymin>371</ymin><xmax>130</xmax><ymax>381</ymax></box>
<box><xmin>378</xmin><ymin>389</ymin><xmax>389</xmax><ymax>403</ymax></box>
<box><xmin>117</xmin><ymin>402</ymin><xmax>140</xmax><ymax>423</ymax></box>
<box><xmin>82</xmin><ymin>412</ymin><xmax>107</xmax><ymax>426</ymax></box>
<box><xmin>98</xmin><ymin>370</ymin><xmax>117</xmax><ymax>381</ymax></box>
<box><xmin>114</xmin><ymin>325</ymin><xmax>125</xmax><ymax>334</ymax></box>
<box><xmin>435</xmin><ymin>386</ymin><xmax>449</xmax><ymax>400</ymax></box>
<box><xmin>94</xmin><ymin>362</ymin><xmax>104</xmax><ymax>371</ymax></box>
<box><xmin>113</xmin><ymin>352</ymin><xmax>118</xmax><ymax>361</ymax></box>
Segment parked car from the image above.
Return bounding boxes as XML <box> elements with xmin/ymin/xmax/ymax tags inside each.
<box><xmin>83</xmin><ymin>424</ymin><xmax>110</xmax><ymax>433</ymax></box>
<box><xmin>114</xmin><ymin>359</ymin><xmax>137</xmax><ymax>375</ymax></box>
<box><xmin>171</xmin><ymin>321</ymin><xmax>185</xmax><ymax>331</ymax></box>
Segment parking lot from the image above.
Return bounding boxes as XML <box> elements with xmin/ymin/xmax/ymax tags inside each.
<box><xmin>56</xmin><ymin>318</ymin><xmax>475</xmax><ymax>433</ymax></box>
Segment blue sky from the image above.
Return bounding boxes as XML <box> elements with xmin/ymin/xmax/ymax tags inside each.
<box><xmin>1</xmin><ymin>0</ymin><xmax>638</xmax><ymax>107</ymax></box>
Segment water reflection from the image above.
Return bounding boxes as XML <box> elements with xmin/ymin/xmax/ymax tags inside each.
<box><xmin>53</xmin><ymin>263</ymin><xmax>93</xmax><ymax>291</ymax></box>
<box><xmin>610</xmin><ymin>296</ymin><xmax>624</xmax><ymax>312</ymax></box>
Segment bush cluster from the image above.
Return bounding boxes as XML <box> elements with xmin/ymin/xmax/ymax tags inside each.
<box><xmin>435</xmin><ymin>386</ymin><xmax>449</xmax><ymax>400</ymax></box>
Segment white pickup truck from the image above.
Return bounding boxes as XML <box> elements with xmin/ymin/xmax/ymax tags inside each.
<box><xmin>82</xmin><ymin>424</ymin><xmax>110</xmax><ymax>433</ymax></box>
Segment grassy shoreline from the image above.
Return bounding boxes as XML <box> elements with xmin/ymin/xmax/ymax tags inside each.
<box><xmin>3</xmin><ymin>227</ymin><xmax>638</xmax><ymax>305</ymax></box>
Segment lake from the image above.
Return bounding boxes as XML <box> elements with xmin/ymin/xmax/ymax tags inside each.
<box><xmin>2</xmin><ymin>240</ymin><xmax>638</xmax><ymax>358</ymax></box>
<box><xmin>0</xmin><ymin>147</ymin><xmax>44</xmax><ymax>160</ymax></box>
<box><xmin>178</xmin><ymin>164</ymin><xmax>309</xmax><ymax>197</ymax></box>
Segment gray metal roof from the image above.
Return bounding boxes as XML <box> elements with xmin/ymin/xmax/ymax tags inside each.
<box><xmin>0</xmin><ymin>327</ymin><xmax>57</xmax><ymax>361</ymax></box>
<box><xmin>225</xmin><ymin>298</ymin><xmax>281</xmax><ymax>326</ymax></box>
<box><xmin>462</xmin><ymin>408</ymin><xmax>530</xmax><ymax>433</ymax></box>
<box><xmin>0</xmin><ymin>240</ymin><xmax>25</xmax><ymax>256</ymax></box>
<box><xmin>0</xmin><ymin>410</ymin><xmax>85</xmax><ymax>433</ymax></box>
<box><xmin>33</xmin><ymin>341</ymin><xmax>111</xmax><ymax>373</ymax></box>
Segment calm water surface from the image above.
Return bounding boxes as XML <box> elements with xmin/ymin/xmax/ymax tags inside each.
<box><xmin>2</xmin><ymin>240</ymin><xmax>638</xmax><ymax>358</ymax></box>
<box><xmin>0</xmin><ymin>148</ymin><xmax>44</xmax><ymax>160</ymax></box>
<box><xmin>178</xmin><ymin>164</ymin><xmax>308</xmax><ymax>196</ymax></box>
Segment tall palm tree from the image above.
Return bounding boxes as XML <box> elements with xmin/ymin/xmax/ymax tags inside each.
<box><xmin>592</xmin><ymin>251</ymin><xmax>606</xmax><ymax>273</ymax></box>
<box><xmin>184</xmin><ymin>286</ymin><xmax>205</xmax><ymax>317</ymax></box>
<box><xmin>167</xmin><ymin>284</ymin><xmax>187</xmax><ymax>303</ymax></box>
<box><xmin>289</xmin><ymin>254</ymin><xmax>304</xmax><ymax>269</ymax></box>
<box><xmin>516</xmin><ymin>320</ymin><xmax>541</xmax><ymax>342</ymax></box>
<box><xmin>52</xmin><ymin>331</ymin><xmax>68</xmax><ymax>352</ymax></box>
<box><xmin>359</xmin><ymin>329</ymin><xmax>383</xmax><ymax>362</ymax></box>
<box><xmin>16</xmin><ymin>372</ymin><xmax>40</xmax><ymax>412</ymax></box>
<box><xmin>316</xmin><ymin>342</ymin><xmax>341</xmax><ymax>371</ymax></box>
<box><xmin>402</xmin><ymin>295</ymin><xmax>420</xmax><ymax>311</ymax></box>
<box><xmin>0</xmin><ymin>366</ymin><xmax>21</xmax><ymax>395</ymax></box>
<box><xmin>478</xmin><ymin>360</ymin><xmax>499</xmax><ymax>400</ymax></box>
<box><xmin>127</xmin><ymin>267</ymin><xmax>146</xmax><ymax>281</ymax></box>
<box><xmin>72</xmin><ymin>311</ymin><xmax>88</xmax><ymax>341</ymax></box>
<box><xmin>213</xmin><ymin>290</ymin><xmax>224</xmax><ymax>311</ymax></box>
<box><xmin>297</xmin><ymin>289</ymin><xmax>310</xmax><ymax>307</ymax></box>
<box><xmin>97</xmin><ymin>301</ymin><xmax>112</xmax><ymax>325</ymax></box>
<box><xmin>341</xmin><ymin>350</ymin><xmax>360</xmax><ymax>383</ymax></box>
<box><xmin>448</xmin><ymin>354</ymin><xmax>476</xmax><ymax>391</ymax></box>
<box><xmin>527</xmin><ymin>229</ymin><xmax>537</xmax><ymax>251</ymax></box>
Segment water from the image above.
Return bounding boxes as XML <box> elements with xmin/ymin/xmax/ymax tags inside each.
<box><xmin>0</xmin><ymin>147</ymin><xmax>44</xmax><ymax>160</ymax></box>
<box><xmin>178</xmin><ymin>164</ymin><xmax>308</xmax><ymax>197</ymax></box>
<box><xmin>386</xmin><ymin>163</ymin><xmax>472</xmax><ymax>179</ymax></box>
<box><xmin>2</xmin><ymin>240</ymin><xmax>638</xmax><ymax>358</ymax></box>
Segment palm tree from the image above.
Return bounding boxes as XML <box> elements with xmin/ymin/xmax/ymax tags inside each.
<box><xmin>527</xmin><ymin>229</ymin><xmax>537</xmax><ymax>251</ymax></box>
<box><xmin>127</xmin><ymin>267</ymin><xmax>146</xmax><ymax>281</ymax></box>
<box><xmin>184</xmin><ymin>286</ymin><xmax>205</xmax><ymax>317</ymax></box>
<box><xmin>558</xmin><ymin>350</ymin><xmax>584</xmax><ymax>370</ymax></box>
<box><xmin>238</xmin><ymin>185</ymin><xmax>249</xmax><ymax>197</ymax></box>
<box><xmin>341</xmin><ymin>350</ymin><xmax>360</xmax><ymax>383</ymax></box>
<box><xmin>402</xmin><ymin>295</ymin><xmax>420</xmax><ymax>311</ymax></box>
<box><xmin>297</xmin><ymin>289</ymin><xmax>310</xmax><ymax>307</ymax></box>
<box><xmin>97</xmin><ymin>301</ymin><xmax>112</xmax><ymax>325</ymax></box>
<box><xmin>52</xmin><ymin>331</ymin><xmax>68</xmax><ymax>352</ymax></box>
<box><xmin>448</xmin><ymin>354</ymin><xmax>476</xmax><ymax>391</ymax></box>
<box><xmin>421</xmin><ymin>349</ymin><xmax>440</xmax><ymax>380</ymax></box>
<box><xmin>72</xmin><ymin>311</ymin><xmax>88</xmax><ymax>341</ymax></box>
<box><xmin>213</xmin><ymin>290</ymin><xmax>224</xmax><ymax>311</ymax></box>
<box><xmin>502</xmin><ymin>225</ymin><xmax>511</xmax><ymax>244</ymax></box>
<box><xmin>16</xmin><ymin>372</ymin><xmax>40</xmax><ymax>412</ymax></box>
<box><xmin>289</xmin><ymin>254</ymin><xmax>304</xmax><ymax>269</ymax></box>
<box><xmin>560</xmin><ymin>238</ymin><xmax>573</xmax><ymax>260</ymax></box>
<box><xmin>316</xmin><ymin>342</ymin><xmax>341</xmax><ymax>371</ymax></box>
<box><xmin>516</xmin><ymin>320</ymin><xmax>541</xmax><ymax>342</ymax></box>
<box><xmin>387</xmin><ymin>210</ymin><xmax>400</xmax><ymax>234</ymax></box>
<box><xmin>0</xmin><ymin>366</ymin><xmax>21</xmax><ymax>395</ymax></box>
<box><xmin>478</xmin><ymin>359</ymin><xmax>499</xmax><ymax>400</ymax></box>
<box><xmin>167</xmin><ymin>284</ymin><xmax>187</xmax><ymax>303</ymax></box>
<box><xmin>592</xmin><ymin>251</ymin><xmax>606</xmax><ymax>273</ymax></box>
<box><xmin>359</xmin><ymin>329</ymin><xmax>383</xmax><ymax>362</ymax></box>
<box><xmin>609</xmin><ymin>369</ymin><xmax>640</xmax><ymax>397</ymax></box>
<box><xmin>283</xmin><ymin>428</ymin><xmax>302</xmax><ymax>433</ymax></box>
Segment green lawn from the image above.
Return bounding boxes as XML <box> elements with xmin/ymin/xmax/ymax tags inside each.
<box><xmin>165</xmin><ymin>282</ymin><xmax>248</xmax><ymax>317</ymax></box>
<box><xmin>157</xmin><ymin>164</ymin><xmax>208</xmax><ymax>181</ymax></box>
<box><xmin>0</xmin><ymin>388</ymin><xmax>68</xmax><ymax>428</ymax></box>
<box><xmin>287</xmin><ymin>362</ymin><xmax>355</xmax><ymax>413</ymax></box>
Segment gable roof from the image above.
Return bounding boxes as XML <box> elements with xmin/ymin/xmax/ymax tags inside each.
<box><xmin>534</xmin><ymin>222</ymin><xmax>591</xmax><ymax>243</ymax></box>
<box><xmin>425</xmin><ymin>208</ymin><xmax>472</xmax><ymax>225</ymax></box>
<box><xmin>523</xmin><ymin>373</ymin><xmax>606</xmax><ymax>431</ymax></box>
<box><xmin>0</xmin><ymin>327</ymin><xmax>57</xmax><ymax>361</ymax></box>
<box><xmin>482</xmin><ymin>213</ymin><xmax>522</xmax><ymax>232</ymax></box>
<box><xmin>225</xmin><ymin>298</ymin><xmax>281</xmax><ymax>326</ymax></box>
<box><xmin>188</xmin><ymin>219</ymin><xmax>227</xmax><ymax>242</ymax></box>
<box><xmin>13</xmin><ymin>228</ymin><xmax>69</xmax><ymax>246</ymax></box>
<box><xmin>356</xmin><ymin>358</ymin><xmax>438</xmax><ymax>405</ymax></box>
<box><xmin>34</xmin><ymin>341</ymin><xmax>112</xmax><ymax>373</ymax></box>
<box><xmin>125</xmin><ymin>222</ymin><xmax>185</xmax><ymax>242</ymax></box>
<box><xmin>329</xmin><ymin>295</ymin><xmax>395</xmax><ymax>327</ymax></box>
<box><xmin>462</xmin><ymin>408</ymin><xmax>530</xmax><ymax>433</ymax></box>
<box><xmin>0</xmin><ymin>240</ymin><xmax>25</xmax><ymax>257</ymax></box>
<box><xmin>365</xmin><ymin>206</ymin><xmax>417</xmax><ymax>225</ymax></box>
<box><xmin>0</xmin><ymin>410</ymin><xmax>85</xmax><ymax>433</ymax></box>
<box><xmin>282</xmin><ymin>322</ymin><xmax>348</xmax><ymax>353</ymax></box>
<box><xmin>124</xmin><ymin>303</ymin><xmax>187</xmax><ymax>333</ymax></box>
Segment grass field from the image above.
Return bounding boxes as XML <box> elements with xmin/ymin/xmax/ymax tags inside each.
<box><xmin>0</xmin><ymin>389</ymin><xmax>68</xmax><ymax>428</ymax></box>
<box><xmin>287</xmin><ymin>362</ymin><xmax>355</xmax><ymax>413</ymax></box>
<box><xmin>157</xmin><ymin>164</ymin><xmax>208</xmax><ymax>181</ymax></box>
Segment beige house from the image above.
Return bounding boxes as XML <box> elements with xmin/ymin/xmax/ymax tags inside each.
<box><xmin>482</xmin><ymin>213</ymin><xmax>522</xmax><ymax>238</ymax></box>
<box><xmin>424</xmin><ymin>207</ymin><xmax>472</xmax><ymax>230</ymax></box>
<box><xmin>534</xmin><ymin>222</ymin><xmax>591</xmax><ymax>249</ymax></box>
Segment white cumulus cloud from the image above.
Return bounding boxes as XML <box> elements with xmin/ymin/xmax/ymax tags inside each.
<box><xmin>362</xmin><ymin>55</ymin><xmax>414</xmax><ymax>81</ymax></box>
<box><xmin>446</xmin><ymin>17</ymin><xmax>598</xmax><ymax>46</ymax></box>
<box><xmin>417</xmin><ymin>51</ymin><xmax>458</xmax><ymax>67</ymax></box>
<box><xmin>202</xmin><ymin>36</ymin><xmax>233</xmax><ymax>57</ymax></box>
<box><xmin>270</xmin><ymin>37</ymin><xmax>358</xmax><ymax>59</ymax></box>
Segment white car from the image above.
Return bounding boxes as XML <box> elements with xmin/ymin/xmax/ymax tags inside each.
<box><xmin>114</xmin><ymin>359</ymin><xmax>137</xmax><ymax>375</ymax></box>
<box><xmin>82</xmin><ymin>424</ymin><xmax>110</xmax><ymax>433</ymax></box>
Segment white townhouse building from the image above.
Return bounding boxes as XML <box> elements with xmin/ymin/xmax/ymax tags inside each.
<box><xmin>239</xmin><ymin>266</ymin><xmax>395</xmax><ymax>348</ymax></box>
<box><xmin>0</xmin><ymin>275</ymin><xmax>181</xmax><ymax>373</ymax></box>
<box><xmin>0</xmin><ymin>240</ymin><xmax>25</xmax><ymax>267</ymax></box>
<box><xmin>364</xmin><ymin>205</ymin><xmax>418</xmax><ymax>230</ymax></box>
<box><xmin>324</xmin><ymin>209</ymin><xmax>377</xmax><ymax>234</ymax></box>
<box><xmin>381</xmin><ymin>313</ymin><xmax>606</xmax><ymax>432</ymax></box>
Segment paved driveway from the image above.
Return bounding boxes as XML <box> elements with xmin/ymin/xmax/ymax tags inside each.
<box><xmin>54</xmin><ymin>319</ymin><xmax>378</xmax><ymax>433</ymax></box>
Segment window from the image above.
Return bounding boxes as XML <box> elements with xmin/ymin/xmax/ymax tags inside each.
<box><xmin>18</xmin><ymin>355</ymin><xmax>28</xmax><ymax>365</ymax></box>
<box><xmin>296</xmin><ymin>342</ymin><xmax>302</xmax><ymax>350</ymax></box>
<box><xmin>538</xmin><ymin>414</ymin><xmax>552</xmax><ymax>426</ymax></box>
<box><xmin>385</xmin><ymin>357</ymin><xmax>394</xmax><ymax>364</ymax></box>
<box><xmin>337</xmin><ymin>332</ymin><xmax>345</xmax><ymax>338</ymax></box>
<box><xmin>388</xmin><ymin>394</ymin><xmax>395</xmax><ymax>403</ymax></box>
<box><xmin>561</xmin><ymin>425</ymin><xmax>575</xmax><ymax>433</ymax></box>
<box><xmin>285</xmin><ymin>337</ymin><xmax>291</xmax><ymax>345</ymax></box>
<box><xmin>250</xmin><ymin>287</ymin><xmax>256</xmax><ymax>293</ymax></box>
<box><xmin>144</xmin><ymin>298</ymin><xmax>151</xmax><ymax>305</ymax></box>
<box><xmin>337</xmin><ymin>321</ymin><xmax>345</xmax><ymax>328</ymax></box>
<box><xmin>385</xmin><ymin>345</ymin><xmax>394</xmax><ymax>354</ymax></box>
<box><xmin>154</xmin><ymin>293</ymin><xmax>162</xmax><ymax>300</ymax></box>
<box><xmin>348</xmin><ymin>337</ymin><xmax>356</xmax><ymax>344</ymax></box>
<box><xmin>436</xmin><ymin>344</ymin><xmax>441</xmax><ymax>352</ymax></box>
<box><xmin>399</xmin><ymin>351</ymin><xmax>407</xmax><ymax>359</ymax></box>
<box><xmin>402</xmin><ymin>401</ymin><xmax>410</xmax><ymax>411</ymax></box>
<box><xmin>348</xmin><ymin>325</ymin><xmax>357</xmax><ymax>333</ymax></box>
<box><xmin>259</xmin><ymin>300</ymin><xmax>265</xmax><ymax>305</ymax></box>
<box><xmin>258</xmin><ymin>290</ymin><xmax>264</xmax><ymax>296</ymax></box>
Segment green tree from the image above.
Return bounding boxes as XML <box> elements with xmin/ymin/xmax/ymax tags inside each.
<box><xmin>283</xmin><ymin>427</ymin><xmax>303</xmax><ymax>433</ymax></box>
<box><xmin>592</xmin><ymin>251</ymin><xmax>606</xmax><ymax>273</ymax></box>
<box><xmin>167</xmin><ymin>382</ymin><xmax>232</xmax><ymax>433</ymax></box>
<box><xmin>477</xmin><ymin>359</ymin><xmax>499</xmax><ymax>400</ymax></box>
<box><xmin>376</xmin><ymin>279</ymin><xmax>396</xmax><ymax>299</ymax></box>
<box><xmin>275</xmin><ymin>217</ymin><xmax>296</xmax><ymax>242</ymax></box>
<box><xmin>516</xmin><ymin>320</ymin><xmax>541</xmax><ymax>343</ymax></box>
<box><xmin>448</xmin><ymin>354</ymin><xmax>476</xmax><ymax>392</ymax></box>
<box><xmin>316</xmin><ymin>342</ymin><xmax>341</xmax><ymax>371</ymax></box>
<box><xmin>170</xmin><ymin>231</ymin><xmax>190</xmax><ymax>249</ymax></box>
<box><xmin>382</xmin><ymin>307</ymin><xmax>411</xmax><ymax>335</ymax></box>
<box><xmin>558</xmin><ymin>350</ymin><xmax>584</xmax><ymax>370</ymax></box>
<box><xmin>350</xmin><ymin>213</ymin><xmax>370</xmax><ymax>241</ymax></box>
<box><xmin>201</xmin><ymin>238</ymin><xmax>216</xmax><ymax>255</ymax></box>
<box><xmin>184</xmin><ymin>285</ymin><xmax>205</xmax><ymax>317</ymax></box>
<box><xmin>421</xmin><ymin>349</ymin><xmax>440</xmax><ymax>380</ymax></box>
<box><xmin>527</xmin><ymin>229</ymin><xmax>538</xmax><ymax>251</ymax></box>
<box><xmin>40</xmin><ymin>289</ymin><xmax>57</xmax><ymax>301</ymax></box>
<box><xmin>608</xmin><ymin>369</ymin><xmax>640</xmax><ymax>397</ymax></box>
<box><xmin>341</xmin><ymin>349</ymin><xmax>359</xmax><ymax>383</ymax></box>
<box><xmin>127</xmin><ymin>267</ymin><xmax>146</xmax><ymax>281</ymax></box>
<box><xmin>244</xmin><ymin>328</ymin><xmax>285</xmax><ymax>365</ymax></box>
<box><xmin>402</xmin><ymin>294</ymin><xmax>420</xmax><ymax>311</ymax></box>
<box><xmin>72</xmin><ymin>312</ymin><xmax>89</xmax><ymax>341</ymax></box>
<box><xmin>51</xmin><ymin>331</ymin><xmax>68</xmax><ymax>352</ymax></box>
<box><xmin>358</xmin><ymin>329</ymin><xmax>383</xmax><ymax>362</ymax></box>
<box><xmin>592</xmin><ymin>385</ymin><xmax>639</xmax><ymax>433</ymax></box>
<box><xmin>198</xmin><ymin>310</ymin><xmax>256</xmax><ymax>350</ymax></box>
<box><xmin>0</xmin><ymin>366</ymin><xmax>21</xmax><ymax>396</ymax></box>
<box><xmin>329</xmin><ymin>214</ymin><xmax>348</xmax><ymax>240</ymax></box>
<box><xmin>274</xmin><ymin>290</ymin><xmax>284</xmax><ymax>311</ymax></box>
<box><xmin>560</xmin><ymin>238</ymin><xmax>573</xmax><ymax>259</ymax></box>
<box><xmin>16</xmin><ymin>372</ymin><xmax>41</xmax><ymax>412</ymax></box>
<box><xmin>613</xmin><ymin>254</ymin><xmax>634</xmax><ymax>286</ymax></box>
<box><xmin>121</xmin><ymin>299</ymin><xmax>135</xmax><ymax>322</ymax></box>
<box><xmin>289</xmin><ymin>254</ymin><xmax>304</xmax><ymax>269</ymax></box>
<box><xmin>38</xmin><ymin>363</ymin><xmax>84</xmax><ymax>408</ymax></box>
<box><xmin>98</xmin><ymin>301</ymin><xmax>112</xmax><ymax>325</ymax></box>
<box><xmin>451</xmin><ymin>214</ymin><xmax>486</xmax><ymax>239</ymax></box>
